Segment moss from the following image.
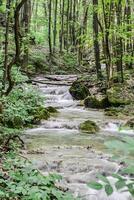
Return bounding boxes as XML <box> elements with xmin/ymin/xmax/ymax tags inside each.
<box><xmin>84</xmin><ymin>95</ymin><xmax>109</xmax><ymax>109</ymax></box>
<box><xmin>46</xmin><ymin>106</ymin><xmax>58</xmax><ymax>113</ymax></box>
<box><xmin>104</xmin><ymin>108</ymin><xmax>119</xmax><ymax>116</ymax></box>
<box><xmin>34</xmin><ymin>106</ymin><xmax>50</xmax><ymax>123</ymax></box>
<box><xmin>107</xmin><ymin>85</ymin><xmax>134</xmax><ymax>107</ymax></box>
<box><xmin>79</xmin><ymin>120</ymin><xmax>99</xmax><ymax>134</ymax></box>
<box><xmin>69</xmin><ymin>81</ymin><xmax>90</xmax><ymax>100</ymax></box>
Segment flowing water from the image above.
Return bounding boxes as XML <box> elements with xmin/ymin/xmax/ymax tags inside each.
<box><xmin>24</xmin><ymin>75</ymin><xmax>134</xmax><ymax>200</ymax></box>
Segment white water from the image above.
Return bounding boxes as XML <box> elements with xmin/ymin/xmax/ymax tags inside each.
<box><xmin>24</xmin><ymin>75</ymin><xmax>134</xmax><ymax>200</ymax></box>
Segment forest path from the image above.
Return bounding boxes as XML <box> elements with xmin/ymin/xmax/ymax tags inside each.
<box><xmin>24</xmin><ymin>75</ymin><xmax>133</xmax><ymax>200</ymax></box>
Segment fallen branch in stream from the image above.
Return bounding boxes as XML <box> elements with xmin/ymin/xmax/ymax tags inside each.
<box><xmin>31</xmin><ymin>79</ymin><xmax>72</xmax><ymax>86</ymax></box>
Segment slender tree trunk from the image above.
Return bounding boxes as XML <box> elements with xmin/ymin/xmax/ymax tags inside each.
<box><xmin>2</xmin><ymin>0</ymin><xmax>11</xmax><ymax>93</ymax></box>
<box><xmin>53</xmin><ymin>0</ymin><xmax>58</xmax><ymax>52</ymax></box>
<box><xmin>5</xmin><ymin>0</ymin><xmax>28</xmax><ymax>95</ymax></box>
<box><xmin>48</xmin><ymin>0</ymin><xmax>52</xmax><ymax>56</ymax></box>
<box><xmin>116</xmin><ymin>0</ymin><xmax>123</xmax><ymax>82</ymax></box>
<box><xmin>93</xmin><ymin>0</ymin><xmax>101</xmax><ymax>79</ymax></box>
<box><xmin>102</xmin><ymin>0</ymin><xmax>112</xmax><ymax>85</ymax></box>
<box><xmin>23</xmin><ymin>0</ymin><xmax>31</xmax><ymax>69</ymax></box>
<box><xmin>66</xmin><ymin>0</ymin><xmax>69</xmax><ymax>51</ymax></box>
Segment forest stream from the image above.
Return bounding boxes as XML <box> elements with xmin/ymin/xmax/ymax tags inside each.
<box><xmin>23</xmin><ymin>75</ymin><xmax>134</xmax><ymax>200</ymax></box>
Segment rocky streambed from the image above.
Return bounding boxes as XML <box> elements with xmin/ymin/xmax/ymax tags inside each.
<box><xmin>23</xmin><ymin>75</ymin><xmax>134</xmax><ymax>200</ymax></box>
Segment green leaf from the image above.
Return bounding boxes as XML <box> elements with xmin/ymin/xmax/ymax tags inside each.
<box><xmin>87</xmin><ymin>182</ymin><xmax>103</xmax><ymax>190</ymax></box>
<box><xmin>97</xmin><ymin>174</ymin><xmax>109</xmax><ymax>184</ymax></box>
<box><xmin>111</xmin><ymin>174</ymin><xmax>124</xmax><ymax>180</ymax></box>
<box><xmin>129</xmin><ymin>189</ymin><xmax>134</xmax><ymax>196</ymax></box>
<box><xmin>105</xmin><ymin>184</ymin><xmax>113</xmax><ymax>196</ymax></box>
<box><xmin>121</xmin><ymin>166</ymin><xmax>134</xmax><ymax>175</ymax></box>
<box><xmin>115</xmin><ymin>180</ymin><xmax>126</xmax><ymax>190</ymax></box>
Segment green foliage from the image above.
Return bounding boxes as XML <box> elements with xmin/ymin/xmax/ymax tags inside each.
<box><xmin>0</xmin><ymin>151</ymin><xmax>74</xmax><ymax>200</ymax></box>
<box><xmin>87</xmin><ymin>174</ymin><xmax>134</xmax><ymax>197</ymax></box>
<box><xmin>87</xmin><ymin>182</ymin><xmax>103</xmax><ymax>190</ymax></box>
<box><xmin>11</xmin><ymin>66</ymin><xmax>29</xmax><ymax>83</ymax></box>
<box><xmin>105</xmin><ymin>137</ymin><xmax>134</xmax><ymax>166</ymax></box>
<box><xmin>0</xmin><ymin>68</ymin><xmax>48</xmax><ymax>145</ymax></box>
<box><xmin>0</xmin><ymin>84</ymin><xmax>43</xmax><ymax>128</ymax></box>
<box><xmin>88</xmin><ymin>137</ymin><xmax>134</xmax><ymax>197</ymax></box>
<box><xmin>63</xmin><ymin>52</ymin><xmax>77</xmax><ymax>71</ymax></box>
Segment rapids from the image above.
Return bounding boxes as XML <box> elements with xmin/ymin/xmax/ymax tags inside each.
<box><xmin>24</xmin><ymin>75</ymin><xmax>134</xmax><ymax>200</ymax></box>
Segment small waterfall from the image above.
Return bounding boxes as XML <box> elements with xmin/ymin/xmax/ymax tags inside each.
<box><xmin>24</xmin><ymin>75</ymin><xmax>133</xmax><ymax>200</ymax></box>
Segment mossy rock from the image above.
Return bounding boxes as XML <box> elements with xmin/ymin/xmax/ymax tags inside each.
<box><xmin>104</xmin><ymin>108</ymin><xmax>119</xmax><ymax>116</ymax></box>
<box><xmin>84</xmin><ymin>95</ymin><xmax>109</xmax><ymax>109</ymax></box>
<box><xmin>125</xmin><ymin>118</ymin><xmax>134</xmax><ymax>129</ymax></box>
<box><xmin>69</xmin><ymin>81</ymin><xmax>90</xmax><ymax>100</ymax></box>
<box><xmin>107</xmin><ymin>85</ymin><xmax>133</xmax><ymax>107</ymax></box>
<box><xmin>46</xmin><ymin>106</ymin><xmax>58</xmax><ymax>113</ymax></box>
<box><xmin>34</xmin><ymin>106</ymin><xmax>50</xmax><ymax>122</ymax></box>
<box><xmin>79</xmin><ymin>120</ymin><xmax>99</xmax><ymax>134</ymax></box>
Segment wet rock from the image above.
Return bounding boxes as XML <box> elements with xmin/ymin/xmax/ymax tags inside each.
<box><xmin>125</xmin><ymin>118</ymin><xmax>134</xmax><ymax>129</ymax></box>
<box><xmin>107</xmin><ymin>85</ymin><xmax>134</xmax><ymax>107</ymax></box>
<box><xmin>84</xmin><ymin>95</ymin><xmax>109</xmax><ymax>109</ymax></box>
<box><xmin>46</xmin><ymin>106</ymin><xmax>58</xmax><ymax>113</ymax></box>
<box><xmin>69</xmin><ymin>81</ymin><xmax>90</xmax><ymax>100</ymax></box>
<box><xmin>79</xmin><ymin>120</ymin><xmax>99</xmax><ymax>134</ymax></box>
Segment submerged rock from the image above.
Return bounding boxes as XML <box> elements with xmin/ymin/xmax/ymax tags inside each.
<box><xmin>69</xmin><ymin>81</ymin><xmax>90</xmax><ymax>100</ymax></box>
<box><xmin>84</xmin><ymin>95</ymin><xmax>109</xmax><ymax>109</ymax></box>
<box><xmin>79</xmin><ymin>120</ymin><xmax>99</xmax><ymax>134</ymax></box>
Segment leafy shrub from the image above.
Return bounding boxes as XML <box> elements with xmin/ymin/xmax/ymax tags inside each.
<box><xmin>0</xmin><ymin>84</ymin><xmax>44</xmax><ymax>128</ymax></box>
<box><xmin>0</xmin><ymin>67</ymin><xmax>49</xmax><ymax>145</ymax></box>
<box><xmin>63</xmin><ymin>52</ymin><xmax>77</xmax><ymax>71</ymax></box>
<box><xmin>0</xmin><ymin>151</ymin><xmax>74</xmax><ymax>200</ymax></box>
<box><xmin>87</xmin><ymin>174</ymin><xmax>134</xmax><ymax>197</ymax></box>
<box><xmin>88</xmin><ymin>137</ymin><xmax>134</xmax><ymax>197</ymax></box>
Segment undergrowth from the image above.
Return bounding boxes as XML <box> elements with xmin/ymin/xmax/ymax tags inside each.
<box><xmin>0</xmin><ymin>67</ymin><xmax>75</xmax><ymax>200</ymax></box>
<box><xmin>0</xmin><ymin>151</ymin><xmax>74</xmax><ymax>200</ymax></box>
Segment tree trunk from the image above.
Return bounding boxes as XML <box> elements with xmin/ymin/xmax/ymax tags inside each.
<box><xmin>53</xmin><ymin>0</ymin><xmax>58</xmax><ymax>52</ymax></box>
<box><xmin>2</xmin><ymin>0</ymin><xmax>11</xmax><ymax>93</ymax></box>
<box><xmin>93</xmin><ymin>0</ymin><xmax>102</xmax><ymax>79</ymax></box>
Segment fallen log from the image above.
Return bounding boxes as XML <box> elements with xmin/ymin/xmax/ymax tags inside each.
<box><xmin>31</xmin><ymin>79</ymin><xmax>72</xmax><ymax>86</ymax></box>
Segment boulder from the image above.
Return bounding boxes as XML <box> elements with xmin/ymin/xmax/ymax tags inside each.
<box><xmin>79</xmin><ymin>120</ymin><xmax>99</xmax><ymax>134</ymax></box>
<box><xmin>107</xmin><ymin>85</ymin><xmax>133</xmax><ymax>107</ymax></box>
<box><xmin>84</xmin><ymin>95</ymin><xmax>109</xmax><ymax>109</ymax></box>
<box><xmin>69</xmin><ymin>81</ymin><xmax>90</xmax><ymax>100</ymax></box>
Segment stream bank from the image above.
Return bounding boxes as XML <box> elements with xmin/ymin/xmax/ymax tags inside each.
<box><xmin>23</xmin><ymin>75</ymin><xmax>134</xmax><ymax>200</ymax></box>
